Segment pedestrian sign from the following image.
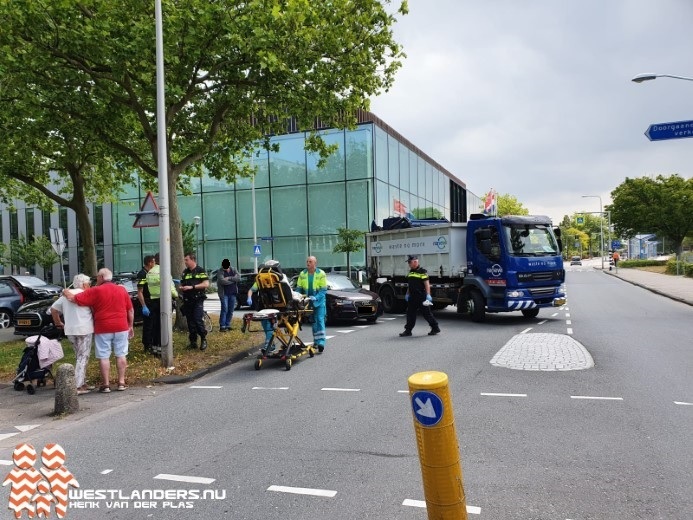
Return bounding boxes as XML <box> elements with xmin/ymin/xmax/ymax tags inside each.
<box><xmin>253</xmin><ymin>244</ymin><xmax>261</xmax><ymax>256</ymax></box>
<box><xmin>576</xmin><ymin>216</ymin><xmax>584</xmax><ymax>225</ymax></box>
<box><xmin>411</xmin><ymin>390</ymin><xmax>444</xmax><ymax>427</ymax></box>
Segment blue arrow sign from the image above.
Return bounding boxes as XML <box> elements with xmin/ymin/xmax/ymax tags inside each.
<box><xmin>411</xmin><ymin>391</ymin><xmax>444</xmax><ymax>427</ymax></box>
<box><xmin>645</xmin><ymin>120</ymin><xmax>693</xmax><ymax>141</ymax></box>
<box><xmin>253</xmin><ymin>244</ymin><xmax>261</xmax><ymax>256</ymax></box>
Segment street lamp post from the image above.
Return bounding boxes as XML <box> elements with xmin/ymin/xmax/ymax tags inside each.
<box><xmin>632</xmin><ymin>73</ymin><xmax>693</xmax><ymax>83</ymax></box>
<box><xmin>582</xmin><ymin>195</ymin><xmax>604</xmax><ymax>269</ymax></box>
<box><xmin>193</xmin><ymin>216</ymin><xmax>201</xmax><ymax>260</ymax></box>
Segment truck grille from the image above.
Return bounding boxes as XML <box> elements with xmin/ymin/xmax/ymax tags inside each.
<box><xmin>518</xmin><ymin>270</ymin><xmax>563</xmax><ymax>282</ymax></box>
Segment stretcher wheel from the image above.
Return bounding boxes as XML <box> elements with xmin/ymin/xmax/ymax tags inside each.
<box><xmin>308</xmin><ymin>348</ymin><xmax>315</xmax><ymax>358</ymax></box>
<box><xmin>26</xmin><ymin>384</ymin><xmax>35</xmax><ymax>395</ymax></box>
<box><xmin>285</xmin><ymin>358</ymin><xmax>292</xmax><ymax>371</ymax></box>
<box><xmin>254</xmin><ymin>359</ymin><xmax>262</xmax><ymax>370</ymax></box>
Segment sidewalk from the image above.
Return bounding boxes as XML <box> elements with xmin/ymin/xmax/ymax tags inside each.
<box><xmin>603</xmin><ymin>267</ymin><xmax>693</xmax><ymax>306</ymax></box>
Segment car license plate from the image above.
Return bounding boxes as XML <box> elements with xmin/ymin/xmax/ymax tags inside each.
<box><xmin>17</xmin><ymin>319</ymin><xmax>32</xmax><ymax>326</ymax></box>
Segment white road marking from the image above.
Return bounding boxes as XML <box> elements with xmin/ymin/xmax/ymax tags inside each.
<box><xmin>565</xmin><ymin>313</ymin><xmax>571</xmax><ymax>318</ymax></box>
<box><xmin>0</xmin><ymin>460</ymin><xmax>13</xmax><ymax>466</ymax></box>
<box><xmin>402</xmin><ymin>499</ymin><xmax>480</xmax><ymax>514</ymax></box>
<box><xmin>380</xmin><ymin>317</ymin><xmax>398</xmax><ymax>320</ymax></box>
<box><xmin>101</xmin><ymin>469</ymin><xmax>113</xmax><ymax>474</ymax></box>
<box><xmin>0</xmin><ymin>433</ymin><xmax>19</xmax><ymax>441</ymax></box>
<box><xmin>551</xmin><ymin>312</ymin><xmax>558</xmax><ymax>317</ymax></box>
<box><xmin>566</xmin><ymin>320</ymin><xmax>572</xmax><ymax>325</ymax></box>
<box><xmin>397</xmin><ymin>390</ymin><xmax>409</xmax><ymax>394</ymax></box>
<box><xmin>15</xmin><ymin>425</ymin><xmax>40</xmax><ymax>432</ymax></box>
<box><xmin>252</xmin><ymin>387</ymin><xmax>289</xmax><ymax>390</ymax></box>
<box><xmin>674</xmin><ymin>401</ymin><xmax>693</xmax><ymax>406</ymax></box>
<box><xmin>268</xmin><ymin>485</ymin><xmax>337</xmax><ymax>497</ymax></box>
<box><xmin>567</xmin><ymin>327</ymin><xmax>573</xmax><ymax>334</ymax></box>
<box><xmin>154</xmin><ymin>474</ymin><xmax>215</xmax><ymax>484</ymax></box>
<box><xmin>325</xmin><ymin>335</ymin><xmax>336</xmax><ymax>339</ymax></box>
<box><xmin>321</xmin><ymin>387</ymin><xmax>360</xmax><ymax>392</ymax></box>
<box><xmin>189</xmin><ymin>385</ymin><xmax>223</xmax><ymax>389</ymax></box>
<box><xmin>354</xmin><ymin>325</ymin><xmax>369</xmax><ymax>329</ymax></box>
<box><xmin>538</xmin><ymin>320</ymin><xmax>548</xmax><ymax>325</ymax></box>
<box><xmin>481</xmin><ymin>393</ymin><xmax>527</xmax><ymax>397</ymax></box>
<box><xmin>520</xmin><ymin>327</ymin><xmax>532</xmax><ymax>334</ymax></box>
<box><xmin>571</xmin><ymin>396</ymin><xmax>623</xmax><ymax>401</ymax></box>
<box><xmin>336</xmin><ymin>329</ymin><xmax>356</xmax><ymax>334</ymax></box>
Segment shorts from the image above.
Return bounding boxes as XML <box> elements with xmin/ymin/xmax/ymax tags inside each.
<box><xmin>94</xmin><ymin>331</ymin><xmax>129</xmax><ymax>359</ymax></box>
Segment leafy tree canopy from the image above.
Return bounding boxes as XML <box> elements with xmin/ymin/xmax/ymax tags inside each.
<box><xmin>607</xmin><ymin>174</ymin><xmax>693</xmax><ymax>254</ymax></box>
<box><xmin>479</xmin><ymin>192</ymin><xmax>529</xmax><ymax>217</ymax></box>
<box><xmin>0</xmin><ymin>0</ymin><xmax>408</xmax><ymax>272</ymax></box>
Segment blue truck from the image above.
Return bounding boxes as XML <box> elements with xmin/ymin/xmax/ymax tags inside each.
<box><xmin>366</xmin><ymin>214</ymin><xmax>566</xmax><ymax>321</ymax></box>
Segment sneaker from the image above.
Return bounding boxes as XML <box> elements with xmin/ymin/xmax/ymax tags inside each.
<box><xmin>200</xmin><ymin>339</ymin><xmax>208</xmax><ymax>351</ymax></box>
<box><xmin>428</xmin><ymin>327</ymin><xmax>441</xmax><ymax>336</ymax></box>
<box><xmin>399</xmin><ymin>330</ymin><xmax>412</xmax><ymax>337</ymax></box>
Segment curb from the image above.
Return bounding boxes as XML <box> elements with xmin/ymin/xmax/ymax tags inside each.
<box><xmin>602</xmin><ymin>270</ymin><xmax>693</xmax><ymax>307</ymax></box>
<box><xmin>152</xmin><ymin>344</ymin><xmax>258</xmax><ymax>384</ymax></box>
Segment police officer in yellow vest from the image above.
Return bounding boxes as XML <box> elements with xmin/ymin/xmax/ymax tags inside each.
<box><xmin>295</xmin><ymin>256</ymin><xmax>328</xmax><ymax>352</ymax></box>
<box><xmin>400</xmin><ymin>255</ymin><xmax>440</xmax><ymax>337</ymax></box>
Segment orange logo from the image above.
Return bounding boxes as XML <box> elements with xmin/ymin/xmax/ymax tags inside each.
<box><xmin>2</xmin><ymin>443</ymin><xmax>79</xmax><ymax>519</ymax></box>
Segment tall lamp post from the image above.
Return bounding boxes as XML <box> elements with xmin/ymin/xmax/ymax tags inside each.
<box><xmin>193</xmin><ymin>216</ymin><xmax>201</xmax><ymax>260</ymax></box>
<box><xmin>632</xmin><ymin>73</ymin><xmax>693</xmax><ymax>83</ymax></box>
<box><xmin>582</xmin><ymin>195</ymin><xmax>604</xmax><ymax>269</ymax></box>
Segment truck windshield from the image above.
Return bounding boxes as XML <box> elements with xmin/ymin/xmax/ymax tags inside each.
<box><xmin>503</xmin><ymin>224</ymin><xmax>559</xmax><ymax>256</ymax></box>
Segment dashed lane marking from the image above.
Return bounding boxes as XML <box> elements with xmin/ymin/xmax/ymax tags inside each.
<box><xmin>154</xmin><ymin>474</ymin><xmax>216</xmax><ymax>484</ymax></box>
<box><xmin>15</xmin><ymin>425</ymin><xmax>40</xmax><ymax>432</ymax></box>
<box><xmin>0</xmin><ymin>433</ymin><xmax>19</xmax><ymax>442</ymax></box>
<box><xmin>101</xmin><ymin>469</ymin><xmax>113</xmax><ymax>474</ymax></box>
<box><xmin>520</xmin><ymin>327</ymin><xmax>532</xmax><ymax>334</ymax></box>
<box><xmin>538</xmin><ymin>320</ymin><xmax>548</xmax><ymax>325</ymax></box>
<box><xmin>567</xmin><ymin>328</ymin><xmax>573</xmax><ymax>335</ymax></box>
<box><xmin>570</xmin><ymin>396</ymin><xmax>623</xmax><ymax>401</ymax></box>
<box><xmin>674</xmin><ymin>401</ymin><xmax>692</xmax><ymax>406</ymax></box>
<box><xmin>268</xmin><ymin>485</ymin><xmax>337</xmax><ymax>498</ymax></box>
<box><xmin>336</xmin><ymin>329</ymin><xmax>356</xmax><ymax>334</ymax></box>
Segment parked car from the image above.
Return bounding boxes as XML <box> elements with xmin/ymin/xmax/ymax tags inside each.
<box><xmin>570</xmin><ymin>256</ymin><xmax>582</xmax><ymax>266</ymax></box>
<box><xmin>13</xmin><ymin>276</ymin><xmax>144</xmax><ymax>339</ymax></box>
<box><xmin>290</xmin><ymin>273</ymin><xmax>383</xmax><ymax>324</ymax></box>
<box><xmin>0</xmin><ymin>275</ymin><xmax>63</xmax><ymax>302</ymax></box>
<box><xmin>0</xmin><ymin>279</ymin><xmax>25</xmax><ymax>328</ymax></box>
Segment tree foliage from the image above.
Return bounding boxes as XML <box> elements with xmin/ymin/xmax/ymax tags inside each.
<box><xmin>0</xmin><ymin>0</ymin><xmax>407</xmax><ymax>274</ymax></box>
<box><xmin>479</xmin><ymin>192</ymin><xmax>529</xmax><ymax>217</ymax></box>
<box><xmin>333</xmin><ymin>227</ymin><xmax>365</xmax><ymax>281</ymax></box>
<box><xmin>608</xmin><ymin>174</ymin><xmax>693</xmax><ymax>254</ymax></box>
<box><xmin>0</xmin><ymin>235</ymin><xmax>60</xmax><ymax>275</ymax></box>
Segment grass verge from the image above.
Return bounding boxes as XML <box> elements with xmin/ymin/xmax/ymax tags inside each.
<box><xmin>0</xmin><ymin>315</ymin><xmax>263</xmax><ymax>387</ymax></box>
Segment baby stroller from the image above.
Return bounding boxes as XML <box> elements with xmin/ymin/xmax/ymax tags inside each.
<box><xmin>241</xmin><ymin>268</ymin><xmax>314</xmax><ymax>371</ymax></box>
<box><xmin>13</xmin><ymin>335</ymin><xmax>64</xmax><ymax>395</ymax></box>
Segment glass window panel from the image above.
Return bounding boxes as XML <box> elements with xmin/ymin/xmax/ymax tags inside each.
<box><xmin>375</xmin><ymin>180</ymin><xmax>389</xmax><ymax>228</ymax></box>
<box><xmin>374</xmin><ymin>126</ymin><xmax>388</xmax><ymax>182</ymax></box>
<box><xmin>399</xmin><ymin>144</ymin><xmax>409</xmax><ymax>193</ymax></box>
<box><xmin>271</xmin><ymin>186</ymin><xmax>307</xmax><ymax>236</ymax></box>
<box><xmin>119</xmin><ymin>178</ymin><xmax>140</xmax><ymax>199</ymax></box>
<box><xmin>114</xmin><ymin>243</ymin><xmax>143</xmax><ymax>275</ymax></box>
<box><xmin>112</xmin><ymin>201</ymin><xmax>140</xmax><ymax>245</ymax></box>
<box><xmin>202</xmin><ymin>191</ymin><xmax>236</xmax><ymax>240</ymax></box>
<box><xmin>309</xmin><ymin>235</ymin><xmax>341</xmax><ymax>271</ymax></box>
<box><xmin>388</xmin><ymin>135</ymin><xmax>399</xmax><ymax>186</ymax></box>
<box><xmin>237</xmin><ymin>238</ymin><xmax>266</xmax><ymax>273</ymax></box>
<box><xmin>346</xmin><ymin>125</ymin><xmax>373</xmax><ymax>180</ymax></box>
<box><xmin>236</xmin><ymin>188</ymin><xmax>270</xmax><ymax>239</ymax></box>
<box><xmin>26</xmin><ymin>209</ymin><xmax>34</xmax><ymax>241</ymax></box>
<box><xmin>270</xmin><ymin>236</ymin><xmax>308</xmax><ymax>277</ymax></box>
<box><xmin>346</xmin><ymin>180</ymin><xmax>371</xmax><ymax>231</ymax></box>
<box><xmin>201</xmin><ymin>168</ymin><xmax>233</xmax><ymax>192</ymax></box>
<box><xmin>308</xmin><ymin>129</ymin><xmax>345</xmax><ymax>184</ymax></box>
<box><xmin>269</xmin><ymin>133</ymin><xmax>307</xmax><ymax>187</ymax></box>
<box><xmin>206</xmin><ymin>240</ymin><xmax>238</xmax><ymax>272</ymax></box>
<box><xmin>409</xmin><ymin>152</ymin><xmax>418</xmax><ymax>195</ymax></box>
<box><xmin>389</xmin><ymin>185</ymin><xmax>401</xmax><ymax>218</ymax></box>
<box><xmin>236</xmin><ymin>146</ymin><xmax>270</xmax><ymax>189</ymax></box>
<box><xmin>425</xmin><ymin>163</ymin><xmax>433</xmax><ymax>202</ymax></box>
<box><xmin>308</xmin><ymin>184</ymin><xmax>346</xmax><ymax>234</ymax></box>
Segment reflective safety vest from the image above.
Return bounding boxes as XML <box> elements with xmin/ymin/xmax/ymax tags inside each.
<box><xmin>146</xmin><ymin>265</ymin><xmax>178</xmax><ymax>300</ymax></box>
<box><xmin>296</xmin><ymin>268</ymin><xmax>327</xmax><ymax>296</ymax></box>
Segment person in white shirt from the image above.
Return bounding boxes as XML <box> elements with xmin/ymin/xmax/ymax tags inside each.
<box><xmin>51</xmin><ymin>273</ymin><xmax>94</xmax><ymax>394</ymax></box>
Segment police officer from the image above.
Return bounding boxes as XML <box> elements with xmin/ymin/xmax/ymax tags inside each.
<box><xmin>399</xmin><ymin>254</ymin><xmax>440</xmax><ymax>337</ymax></box>
<box><xmin>179</xmin><ymin>252</ymin><xmax>210</xmax><ymax>350</ymax></box>
<box><xmin>136</xmin><ymin>255</ymin><xmax>156</xmax><ymax>353</ymax></box>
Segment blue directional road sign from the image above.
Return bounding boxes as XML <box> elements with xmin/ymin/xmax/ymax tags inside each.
<box><xmin>411</xmin><ymin>391</ymin><xmax>444</xmax><ymax>427</ymax></box>
<box><xmin>645</xmin><ymin>120</ymin><xmax>693</xmax><ymax>141</ymax></box>
<box><xmin>253</xmin><ymin>244</ymin><xmax>261</xmax><ymax>256</ymax></box>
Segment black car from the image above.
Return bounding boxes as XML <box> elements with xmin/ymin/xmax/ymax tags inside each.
<box><xmin>290</xmin><ymin>273</ymin><xmax>383</xmax><ymax>325</ymax></box>
<box><xmin>0</xmin><ymin>275</ymin><xmax>63</xmax><ymax>302</ymax></box>
<box><xmin>13</xmin><ymin>277</ymin><xmax>144</xmax><ymax>339</ymax></box>
<box><xmin>0</xmin><ymin>279</ymin><xmax>24</xmax><ymax>329</ymax></box>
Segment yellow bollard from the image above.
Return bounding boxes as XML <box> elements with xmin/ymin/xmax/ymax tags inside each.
<box><xmin>408</xmin><ymin>371</ymin><xmax>467</xmax><ymax>519</ymax></box>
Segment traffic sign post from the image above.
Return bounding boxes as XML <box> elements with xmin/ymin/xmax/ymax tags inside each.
<box><xmin>253</xmin><ymin>244</ymin><xmax>261</xmax><ymax>257</ymax></box>
<box><xmin>408</xmin><ymin>371</ymin><xmax>468</xmax><ymax>519</ymax></box>
<box><xmin>131</xmin><ymin>191</ymin><xmax>160</xmax><ymax>228</ymax></box>
<box><xmin>644</xmin><ymin>120</ymin><xmax>693</xmax><ymax>141</ymax></box>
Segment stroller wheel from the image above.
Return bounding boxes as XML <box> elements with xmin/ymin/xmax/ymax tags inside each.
<box><xmin>254</xmin><ymin>359</ymin><xmax>262</xmax><ymax>370</ymax></box>
<box><xmin>26</xmin><ymin>384</ymin><xmax>35</xmax><ymax>395</ymax></box>
<box><xmin>14</xmin><ymin>381</ymin><xmax>25</xmax><ymax>391</ymax></box>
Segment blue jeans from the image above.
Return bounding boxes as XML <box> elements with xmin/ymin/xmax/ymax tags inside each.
<box><xmin>220</xmin><ymin>293</ymin><xmax>237</xmax><ymax>329</ymax></box>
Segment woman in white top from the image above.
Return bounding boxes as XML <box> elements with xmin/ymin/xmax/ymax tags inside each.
<box><xmin>51</xmin><ymin>274</ymin><xmax>94</xmax><ymax>394</ymax></box>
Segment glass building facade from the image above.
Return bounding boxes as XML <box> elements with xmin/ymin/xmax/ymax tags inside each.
<box><xmin>1</xmin><ymin>112</ymin><xmax>482</xmax><ymax>281</ymax></box>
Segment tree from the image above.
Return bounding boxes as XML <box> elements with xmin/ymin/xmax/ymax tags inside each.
<box><xmin>0</xmin><ymin>0</ymin><xmax>407</xmax><ymax>275</ymax></box>
<box><xmin>333</xmin><ymin>227</ymin><xmax>365</xmax><ymax>281</ymax></box>
<box><xmin>0</xmin><ymin>235</ymin><xmax>60</xmax><ymax>275</ymax></box>
<box><xmin>31</xmin><ymin>236</ymin><xmax>62</xmax><ymax>278</ymax></box>
<box><xmin>608</xmin><ymin>174</ymin><xmax>693</xmax><ymax>255</ymax></box>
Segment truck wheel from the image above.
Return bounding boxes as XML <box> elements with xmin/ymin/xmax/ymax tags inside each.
<box><xmin>522</xmin><ymin>308</ymin><xmax>540</xmax><ymax>319</ymax></box>
<box><xmin>469</xmin><ymin>290</ymin><xmax>486</xmax><ymax>322</ymax></box>
<box><xmin>379</xmin><ymin>286</ymin><xmax>405</xmax><ymax>314</ymax></box>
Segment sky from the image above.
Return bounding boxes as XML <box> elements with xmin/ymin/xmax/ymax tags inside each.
<box><xmin>369</xmin><ymin>0</ymin><xmax>693</xmax><ymax>224</ymax></box>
